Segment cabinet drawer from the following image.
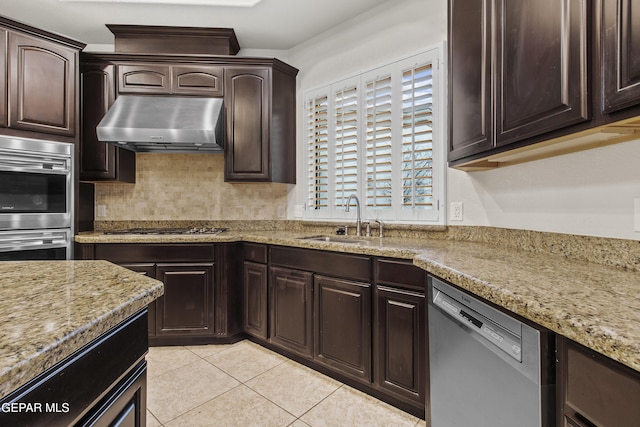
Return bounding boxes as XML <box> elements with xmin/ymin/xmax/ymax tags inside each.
<box><xmin>563</xmin><ymin>339</ymin><xmax>640</xmax><ymax>426</ymax></box>
<box><xmin>270</xmin><ymin>246</ymin><xmax>371</xmax><ymax>282</ymax></box>
<box><xmin>95</xmin><ymin>243</ymin><xmax>215</xmax><ymax>263</ymax></box>
<box><xmin>118</xmin><ymin>64</ymin><xmax>171</xmax><ymax>94</ymax></box>
<box><xmin>376</xmin><ymin>258</ymin><xmax>426</xmax><ymax>290</ymax></box>
<box><xmin>244</xmin><ymin>243</ymin><xmax>267</xmax><ymax>263</ymax></box>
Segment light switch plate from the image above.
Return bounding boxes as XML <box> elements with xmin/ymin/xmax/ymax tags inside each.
<box><xmin>634</xmin><ymin>199</ymin><xmax>640</xmax><ymax>232</ymax></box>
<box><xmin>450</xmin><ymin>202</ymin><xmax>463</xmax><ymax>221</ymax></box>
<box><xmin>294</xmin><ymin>204</ymin><xmax>304</xmax><ymax>218</ymax></box>
<box><xmin>96</xmin><ymin>204</ymin><xmax>106</xmax><ymax>218</ymax></box>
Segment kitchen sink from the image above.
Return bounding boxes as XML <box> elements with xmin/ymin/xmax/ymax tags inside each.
<box><xmin>300</xmin><ymin>235</ymin><xmax>372</xmax><ymax>245</ymax></box>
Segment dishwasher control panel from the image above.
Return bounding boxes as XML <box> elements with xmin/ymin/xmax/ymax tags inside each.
<box><xmin>432</xmin><ymin>284</ymin><xmax>523</xmax><ymax>362</ymax></box>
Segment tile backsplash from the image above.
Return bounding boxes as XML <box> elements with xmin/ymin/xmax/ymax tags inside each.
<box><xmin>94</xmin><ymin>153</ymin><xmax>291</xmax><ymax>220</ymax></box>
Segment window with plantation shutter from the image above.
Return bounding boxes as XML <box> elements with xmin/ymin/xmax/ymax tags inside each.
<box><xmin>402</xmin><ymin>63</ymin><xmax>433</xmax><ymax>210</ymax></box>
<box><xmin>306</xmin><ymin>94</ymin><xmax>329</xmax><ymax>211</ymax></box>
<box><xmin>366</xmin><ymin>74</ymin><xmax>393</xmax><ymax>210</ymax></box>
<box><xmin>303</xmin><ymin>47</ymin><xmax>444</xmax><ymax>223</ymax></box>
<box><xmin>334</xmin><ymin>84</ymin><xmax>359</xmax><ymax>209</ymax></box>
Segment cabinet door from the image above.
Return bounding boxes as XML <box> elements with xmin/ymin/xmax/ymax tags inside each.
<box><xmin>80</xmin><ymin>62</ymin><xmax>135</xmax><ymax>182</ymax></box>
<box><xmin>120</xmin><ymin>263</ymin><xmax>157</xmax><ymax>337</ymax></box>
<box><xmin>155</xmin><ymin>263</ymin><xmax>215</xmax><ymax>337</ymax></box>
<box><xmin>269</xmin><ymin>266</ymin><xmax>313</xmax><ymax>358</ymax></box>
<box><xmin>314</xmin><ymin>275</ymin><xmax>372</xmax><ymax>383</ymax></box>
<box><xmin>8</xmin><ymin>31</ymin><xmax>77</xmax><ymax>137</ymax></box>
<box><xmin>448</xmin><ymin>0</ymin><xmax>493</xmax><ymax>161</ymax></box>
<box><xmin>0</xmin><ymin>29</ymin><xmax>6</xmax><ymax>128</ymax></box>
<box><xmin>494</xmin><ymin>0</ymin><xmax>589</xmax><ymax>146</ymax></box>
<box><xmin>243</xmin><ymin>261</ymin><xmax>268</xmax><ymax>339</ymax></box>
<box><xmin>224</xmin><ymin>67</ymin><xmax>271</xmax><ymax>181</ymax></box>
<box><xmin>374</xmin><ymin>286</ymin><xmax>425</xmax><ymax>407</ymax></box>
<box><xmin>118</xmin><ymin>64</ymin><xmax>171</xmax><ymax>94</ymax></box>
<box><xmin>602</xmin><ymin>0</ymin><xmax>640</xmax><ymax>113</ymax></box>
<box><xmin>172</xmin><ymin>65</ymin><xmax>223</xmax><ymax>96</ymax></box>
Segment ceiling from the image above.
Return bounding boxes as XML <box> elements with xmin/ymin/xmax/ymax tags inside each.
<box><xmin>0</xmin><ymin>0</ymin><xmax>390</xmax><ymax>50</ymax></box>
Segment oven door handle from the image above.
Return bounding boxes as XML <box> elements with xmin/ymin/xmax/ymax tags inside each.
<box><xmin>0</xmin><ymin>230</ymin><xmax>70</xmax><ymax>252</ymax></box>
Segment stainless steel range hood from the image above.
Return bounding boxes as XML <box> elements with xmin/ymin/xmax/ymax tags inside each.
<box><xmin>96</xmin><ymin>95</ymin><xmax>224</xmax><ymax>153</ymax></box>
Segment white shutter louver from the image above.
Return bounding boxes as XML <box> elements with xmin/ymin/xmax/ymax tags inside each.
<box><xmin>307</xmin><ymin>95</ymin><xmax>329</xmax><ymax>211</ymax></box>
<box><xmin>334</xmin><ymin>85</ymin><xmax>359</xmax><ymax>209</ymax></box>
<box><xmin>366</xmin><ymin>75</ymin><xmax>393</xmax><ymax>209</ymax></box>
<box><xmin>402</xmin><ymin>63</ymin><xmax>433</xmax><ymax>209</ymax></box>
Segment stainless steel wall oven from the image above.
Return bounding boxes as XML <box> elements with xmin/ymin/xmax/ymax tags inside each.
<box><xmin>0</xmin><ymin>135</ymin><xmax>73</xmax><ymax>260</ymax></box>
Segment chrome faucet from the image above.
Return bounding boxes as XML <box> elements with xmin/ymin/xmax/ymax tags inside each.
<box><xmin>345</xmin><ymin>194</ymin><xmax>362</xmax><ymax>236</ymax></box>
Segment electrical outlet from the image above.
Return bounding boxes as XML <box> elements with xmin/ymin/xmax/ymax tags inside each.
<box><xmin>277</xmin><ymin>205</ymin><xmax>286</xmax><ymax>218</ymax></box>
<box><xmin>450</xmin><ymin>202</ymin><xmax>463</xmax><ymax>221</ymax></box>
<box><xmin>635</xmin><ymin>199</ymin><xmax>640</xmax><ymax>232</ymax></box>
<box><xmin>294</xmin><ymin>204</ymin><xmax>304</xmax><ymax>218</ymax></box>
<box><xmin>96</xmin><ymin>204</ymin><xmax>106</xmax><ymax>218</ymax></box>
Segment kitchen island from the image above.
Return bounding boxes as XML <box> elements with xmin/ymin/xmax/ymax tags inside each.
<box><xmin>0</xmin><ymin>261</ymin><xmax>163</xmax><ymax>425</ymax></box>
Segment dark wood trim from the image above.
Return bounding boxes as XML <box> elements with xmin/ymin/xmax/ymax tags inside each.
<box><xmin>0</xmin><ymin>14</ymin><xmax>86</xmax><ymax>50</ymax></box>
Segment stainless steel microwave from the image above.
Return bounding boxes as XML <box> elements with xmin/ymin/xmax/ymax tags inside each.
<box><xmin>0</xmin><ymin>135</ymin><xmax>73</xmax><ymax>231</ymax></box>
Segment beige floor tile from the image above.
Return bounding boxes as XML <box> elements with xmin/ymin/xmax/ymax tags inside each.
<box><xmin>165</xmin><ymin>384</ymin><xmax>296</xmax><ymax>427</ymax></box>
<box><xmin>288</xmin><ymin>420</ymin><xmax>312</xmax><ymax>427</ymax></box>
<box><xmin>184</xmin><ymin>342</ymin><xmax>241</xmax><ymax>358</ymax></box>
<box><xmin>146</xmin><ymin>346</ymin><xmax>201</xmax><ymax>379</ymax></box>
<box><xmin>205</xmin><ymin>340</ymin><xmax>287</xmax><ymax>382</ymax></box>
<box><xmin>300</xmin><ymin>385</ymin><xmax>419</xmax><ymax>427</ymax></box>
<box><xmin>415</xmin><ymin>419</ymin><xmax>427</xmax><ymax>427</ymax></box>
<box><xmin>147</xmin><ymin>358</ymin><xmax>240</xmax><ymax>424</ymax></box>
<box><xmin>245</xmin><ymin>361</ymin><xmax>341</xmax><ymax>417</ymax></box>
<box><xmin>146</xmin><ymin>409</ymin><xmax>162</xmax><ymax>427</ymax></box>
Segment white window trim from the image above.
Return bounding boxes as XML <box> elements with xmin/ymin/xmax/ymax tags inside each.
<box><xmin>302</xmin><ymin>46</ymin><xmax>446</xmax><ymax>224</ymax></box>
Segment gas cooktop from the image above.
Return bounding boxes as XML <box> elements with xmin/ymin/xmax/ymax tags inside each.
<box><xmin>103</xmin><ymin>227</ymin><xmax>229</xmax><ymax>235</ymax></box>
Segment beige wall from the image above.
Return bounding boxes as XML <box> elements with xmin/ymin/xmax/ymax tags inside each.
<box><xmin>94</xmin><ymin>153</ymin><xmax>290</xmax><ymax>221</ymax></box>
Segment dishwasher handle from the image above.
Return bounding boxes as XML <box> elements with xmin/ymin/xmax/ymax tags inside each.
<box><xmin>432</xmin><ymin>288</ymin><xmax>523</xmax><ymax>362</ymax></box>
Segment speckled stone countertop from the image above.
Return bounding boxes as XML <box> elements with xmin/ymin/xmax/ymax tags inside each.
<box><xmin>0</xmin><ymin>261</ymin><xmax>164</xmax><ymax>399</ymax></box>
<box><xmin>75</xmin><ymin>230</ymin><xmax>640</xmax><ymax>373</ymax></box>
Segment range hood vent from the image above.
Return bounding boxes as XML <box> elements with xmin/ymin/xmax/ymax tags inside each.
<box><xmin>96</xmin><ymin>95</ymin><xmax>225</xmax><ymax>153</ymax></box>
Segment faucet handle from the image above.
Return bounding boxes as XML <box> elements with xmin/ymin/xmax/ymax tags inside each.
<box><xmin>374</xmin><ymin>219</ymin><xmax>385</xmax><ymax>238</ymax></box>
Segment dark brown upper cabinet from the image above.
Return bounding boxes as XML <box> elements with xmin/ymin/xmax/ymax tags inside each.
<box><xmin>494</xmin><ymin>0</ymin><xmax>589</xmax><ymax>147</ymax></box>
<box><xmin>224</xmin><ymin>64</ymin><xmax>297</xmax><ymax>183</ymax></box>
<box><xmin>450</xmin><ymin>0</ymin><xmax>640</xmax><ymax>170</ymax></box>
<box><xmin>0</xmin><ymin>17</ymin><xmax>84</xmax><ymax>141</ymax></box>
<box><xmin>117</xmin><ymin>63</ymin><xmax>223</xmax><ymax>96</ymax></box>
<box><xmin>118</xmin><ymin>63</ymin><xmax>171</xmax><ymax>94</ymax></box>
<box><xmin>80</xmin><ymin>61</ymin><xmax>135</xmax><ymax>182</ymax></box>
<box><xmin>172</xmin><ymin>65</ymin><xmax>223</xmax><ymax>96</ymax></box>
<box><xmin>601</xmin><ymin>0</ymin><xmax>640</xmax><ymax>114</ymax></box>
<box><xmin>448</xmin><ymin>0</ymin><xmax>493</xmax><ymax>161</ymax></box>
<box><xmin>449</xmin><ymin>0</ymin><xmax>589</xmax><ymax>163</ymax></box>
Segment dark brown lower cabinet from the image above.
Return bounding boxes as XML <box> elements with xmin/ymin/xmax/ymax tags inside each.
<box><xmin>558</xmin><ymin>336</ymin><xmax>640</xmax><ymax>426</ymax></box>
<box><xmin>314</xmin><ymin>274</ymin><xmax>372</xmax><ymax>383</ymax></box>
<box><xmin>243</xmin><ymin>260</ymin><xmax>268</xmax><ymax>339</ymax></box>
<box><xmin>155</xmin><ymin>263</ymin><xmax>215</xmax><ymax>338</ymax></box>
<box><xmin>269</xmin><ymin>266</ymin><xmax>313</xmax><ymax>358</ymax></box>
<box><xmin>374</xmin><ymin>286</ymin><xmax>425</xmax><ymax>408</ymax></box>
<box><xmin>82</xmin><ymin>243</ymin><xmax>241</xmax><ymax>345</ymax></box>
<box><xmin>0</xmin><ymin>310</ymin><xmax>148</xmax><ymax>427</ymax></box>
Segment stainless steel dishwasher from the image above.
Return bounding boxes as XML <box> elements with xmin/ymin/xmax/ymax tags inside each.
<box><xmin>428</xmin><ymin>276</ymin><xmax>554</xmax><ymax>427</ymax></box>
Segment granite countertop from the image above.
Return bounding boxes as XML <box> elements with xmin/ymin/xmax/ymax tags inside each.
<box><xmin>74</xmin><ymin>230</ymin><xmax>640</xmax><ymax>373</ymax></box>
<box><xmin>0</xmin><ymin>261</ymin><xmax>164</xmax><ymax>399</ymax></box>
